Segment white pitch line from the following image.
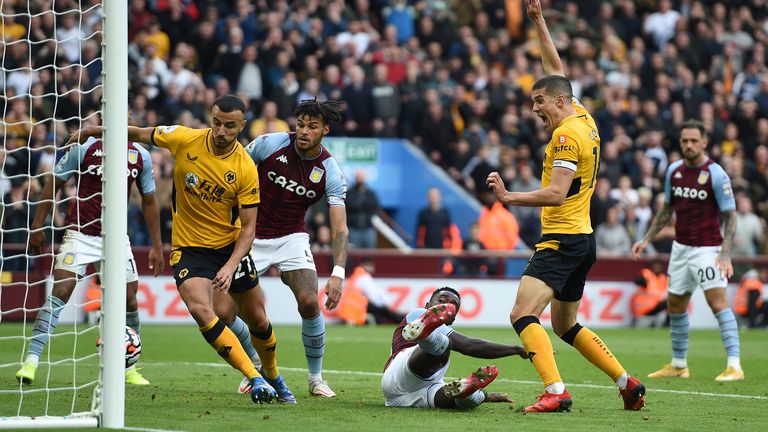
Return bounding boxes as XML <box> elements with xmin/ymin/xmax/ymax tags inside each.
<box><xmin>125</xmin><ymin>427</ymin><xmax>186</xmax><ymax>432</ymax></box>
<box><xmin>150</xmin><ymin>362</ymin><xmax>768</xmax><ymax>401</ymax></box>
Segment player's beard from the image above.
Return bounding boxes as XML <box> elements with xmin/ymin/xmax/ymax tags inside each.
<box><xmin>297</xmin><ymin>136</ymin><xmax>321</xmax><ymax>157</ymax></box>
<box><xmin>213</xmin><ymin>136</ymin><xmax>236</xmax><ymax>150</ymax></box>
<box><xmin>682</xmin><ymin>149</ymin><xmax>701</xmax><ymax>164</ymax></box>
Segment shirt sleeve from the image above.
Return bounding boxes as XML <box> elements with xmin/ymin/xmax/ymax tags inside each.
<box><xmin>150</xmin><ymin>125</ymin><xmax>188</xmax><ymax>155</ymax></box>
<box><xmin>323</xmin><ymin>157</ymin><xmax>347</xmax><ymax>207</ymax></box>
<box><xmin>710</xmin><ymin>163</ymin><xmax>736</xmax><ymax>212</ymax></box>
<box><xmin>551</xmin><ymin>128</ymin><xmax>580</xmax><ymax>172</ymax></box>
<box><xmin>54</xmin><ymin>140</ymin><xmax>88</xmax><ymax>181</ymax></box>
<box><xmin>243</xmin><ymin>132</ymin><xmax>291</xmax><ymax>164</ymax></box>
<box><xmin>136</xmin><ymin>145</ymin><xmax>156</xmax><ymax>196</ymax></box>
<box><xmin>238</xmin><ymin>159</ymin><xmax>261</xmax><ymax>209</ymax></box>
<box><xmin>663</xmin><ymin>161</ymin><xmax>678</xmax><ymax>204</ymax></box>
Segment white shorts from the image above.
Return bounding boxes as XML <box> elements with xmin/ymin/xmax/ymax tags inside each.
<box><xmin>667</xmin><ymin>241</ymin><xmax>727</xmax><ymax>296</ymax></box>
<box><xmin>55</xmin><ymin>230</ymin><xmax>138</xmax><ymax>283</ymax></box>
<box><xmin>251</xmin><ymin>232</ymin><xmax>316</xmax><ymax>275</ymax></box>
<box><xmin>381</xmin><ymin>346</ymin><xmax>448</xmax><ymax>408</ymax></box>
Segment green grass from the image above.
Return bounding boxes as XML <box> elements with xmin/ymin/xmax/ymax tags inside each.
<box><xmin>2</xmin><ymin>324</ymin><xmax>767</xmax><ymax>431</ymax></box>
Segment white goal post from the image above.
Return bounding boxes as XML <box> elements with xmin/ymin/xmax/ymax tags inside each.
<box><xmin>0</xmin><ymin>0</ymin><xmax>127</xmax><ymax>428</ymax></box>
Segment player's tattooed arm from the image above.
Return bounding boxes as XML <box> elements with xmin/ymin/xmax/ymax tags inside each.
<box><xmin>644</xmin><ymin>203</ymin><xmax>673</xmax><ymax>242</ymax></box>
<box><xmin>324</xmin><ymin>206</ymin><xmax>349</xmax><ymax>310</ymax></box>
<box><xmin>720</xmin><ymin>210</ymin><xmax>737</xmax><ymax>259</ymax></box>
<box><xmin>718</xmin><ymin>210</ymin><xmax>737</xmax><ymax>278</ymax></box>
<box><xmin>632</xmin><ymin>203</ymin><xmax>673</xmax><ymax>259</ymax></box>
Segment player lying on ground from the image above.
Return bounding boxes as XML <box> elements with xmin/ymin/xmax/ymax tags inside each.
<box><xmin>381</xmin><ymin>287</ymin><xmax>528</xmax><ymax>409</ymax></box>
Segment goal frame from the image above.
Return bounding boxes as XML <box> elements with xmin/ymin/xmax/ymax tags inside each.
<box><xmin>2</xmin><ymin>1</ymin><xmax>127</xmax><ymax>429</ymax></box>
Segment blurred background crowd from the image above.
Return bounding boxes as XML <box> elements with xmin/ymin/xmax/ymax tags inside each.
<box><xmin>2</xmin><ymin>0</ymin><xmax>768</xmax><ymax>276</ymax></box>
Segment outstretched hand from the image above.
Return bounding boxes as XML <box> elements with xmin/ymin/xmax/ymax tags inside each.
<box><xmin>66</xmin><ymin>126</ymin><xmax>102</xmax><ymax>145</ymax></box>
<box><xmin>485</xmin><ymin>392</ymin><xmax>515</xmax><ymax>404</ymax></box>
<box><xmin>513</xmin><ymin>346</ymin><xmax>529</xmax><ymax>359</ymax></box>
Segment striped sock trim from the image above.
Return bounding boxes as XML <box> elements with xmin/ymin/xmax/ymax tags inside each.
<box><xmin>715</xmin><ymin>309</ymin><xmax>740</xmax><ymax>358</ymax></box>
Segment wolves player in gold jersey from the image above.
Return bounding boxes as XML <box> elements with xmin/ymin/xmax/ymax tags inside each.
<box><xmin>72</xmin><ymin>95</ymin><xmax>292</xmax><ymax>404</ymax></box>
<box><xmin>485</xmin><ymin>0</ymin><xmax>645</xmax><ymax>412</ymax></box>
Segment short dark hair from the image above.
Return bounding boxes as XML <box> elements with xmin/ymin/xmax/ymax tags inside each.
<box><xmin>431</xmin><ymin>286</ymin><xmax>461</xmax><ymax>301</ymax></box>
<box><xmin>680</xmin><ymin>119</ymin><xmax>707</xmax><ymax>139</ymax></box>
<box><xmin>294</xmin><ymin>98</ymin><xmax>346</xmax><ymax>124</ymax></box>
<box><xmin>213</xmin><ymin>94</ymin><xmax>247</xmax><ymax>114</ymax></box>
<box><xmin>532</xmin><ymin>75</ymin><xmax>573</xmax><ymax>99</ymax></box>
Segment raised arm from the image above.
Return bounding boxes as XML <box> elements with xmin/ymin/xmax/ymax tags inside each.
<box><xmin>449</xmin><ymin>331</ymin><xmax>528</xmax><ymax>359</ymax></box>
<box><xmin>526</xmin><ymin>0</ymin><xmax>565</xmax><ymax>76</ymax></box>
<box><xmin>66</xmin><ymin>125</ymin><xmax>155</xmax><ymax>145</ymax></box>
<box><xmin>128</xmin><ymin>126</ymin><xmax>155</xmax><ymax>145</ymax></box>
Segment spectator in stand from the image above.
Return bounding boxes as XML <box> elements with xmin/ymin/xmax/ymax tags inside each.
<box><xmin>338</xmin><ymin>257</ymin><xmax>405</xmax><ymax>325</ymax></box>
<box><xmin>416</xmin><ymin>187</ymin><xmax>452</xmax><ymax>249</ymax></box>
<box><xmin>732</xmin><ymin>194</ymin><xmax>765</xmax><ymax>278</ymax></box>
<box><xmin>462</xmin><ymin>145</ymin><xmax>497</xmax><ymax>195</ymax></box>
<box><xmin>371</xmin><ymin>63</ymin><xmax>401</xmax><ymax>138</ymax></box>
<box><xmin>477</xmin><ymin>190</ymin><xmax>519</xmax><ymax>251</ymax></box>
<box><xmin>456</xmin><ymin>222</ymin><xmax>494</xmax><ymax>276</ymax></box>
<box><xmin>595</xmin><ymin>204</ymin><xmax>632</xmax><ymax>257</ymax></box>
<box><xmin>510</xmin><ymin>165</ymin><xmax>542</xmax><ymax>250</ymax></box>
<box><xmin>630</xmin><ymin>259</ymin><xmax>669</xmax><ymax>328</ymax></box>
<box><xmin>734</xmin><ymin>269</ymin><xmax>767</xmax><ymax>328</ymax></box>
<box><xmin>236</xmin><ymin>44</ymin><xmax>263</xmax><ymax>109</ymax></box>
<box><xmin>3</xmin><ymin>0</ymin><xmax>759</xmax><ymax>254</ymax></box>
<box><xmin>346</xmin><ymin>170</ymin><xmax>380</xmax><ymax>249</ymax></box>
<box><xmin>248</xmin><ymin>101</ymin><xmax>289</xmax><ymax>141</ymax></box>
<box><xmin>342</xmin><ymin>65</ymin><xmax>375</xmax><ymax>137</ymax></box>
<box><xmin>590</xmin><ymin>177</ymin><xmax>615</xmax><ymax>230</ymax></box>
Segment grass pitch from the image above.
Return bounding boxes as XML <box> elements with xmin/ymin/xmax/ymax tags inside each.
<box><xmin>2</xmin><ymin>324</ymin><xmax>767</xmax><ymax>431</ymax></box>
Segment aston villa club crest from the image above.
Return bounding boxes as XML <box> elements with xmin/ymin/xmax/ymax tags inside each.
<box><xmin>309</xmin><ymin>166</ymin><xmax>324</xmax><ymax>183</ymax></box>
<box><xmin>697</xmin><ymin>171</ymin><xmax>710</xmax><ymax>185</ymax></box>
<box><xmin>128</xmin><ymin>149</ymin><xmax>138</xmax><ymax>165</ymax></box>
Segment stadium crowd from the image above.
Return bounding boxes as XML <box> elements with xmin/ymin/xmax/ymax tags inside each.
<box><xmin>2</xmin><ymin>0</ymin><xmax>768</xmax><ymax>269</ymax></box>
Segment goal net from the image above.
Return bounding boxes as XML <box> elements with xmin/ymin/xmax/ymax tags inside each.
<box><xmin>1</xmin><ymin>1</ymin><xmax>128</xmax><ymax>428</ymax></box>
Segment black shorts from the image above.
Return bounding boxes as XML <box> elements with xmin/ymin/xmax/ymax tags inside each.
<box><xmin>170</xmin><ymin>243</ymin><xmax>259</xmax><ymax>293</ymax></box>
<box><xmin>522</xmin><ymin>233</ymin><xmax>596</xmax><ymax>302</ymax></box>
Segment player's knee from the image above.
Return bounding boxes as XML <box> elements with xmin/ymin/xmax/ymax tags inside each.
<box><xmin>296</xmin><ymin>292</ymin><xmax>319</xmax><ymax>316</ymax></box>
<box><xmin>126</xmin><ymin>296</ymin><xmax>138</xmax><ymax>311</ymax></box>
<box><xmin>708</xmin><ymin>298</ymin><xmax>728</xmax><ymax>313</ymax></box>
<box><xmin>187</xmin><ymin>302</ymin><xmax>215</xmax><ymax>325</ymax></box>
<box><xmin>51</xmin><ymin>284</ymin><xmax>76</xmax><ymax>303</ymax></box>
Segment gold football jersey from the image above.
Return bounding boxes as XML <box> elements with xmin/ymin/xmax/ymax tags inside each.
<box><xmin>151</xmin><ymin>125</ymin><xmax>260</xmax><ymax>249</ymax></box>
<box><xmin>540</xmin><ymin>99</ymin><xmax>600</xmax><ymax>234</ymax></box>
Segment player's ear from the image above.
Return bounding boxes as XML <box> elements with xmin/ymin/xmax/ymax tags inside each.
<box><xmin>323</xmin><ymin>123</ymin><xmax>330</xmax><ymax>136</ymax></box>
